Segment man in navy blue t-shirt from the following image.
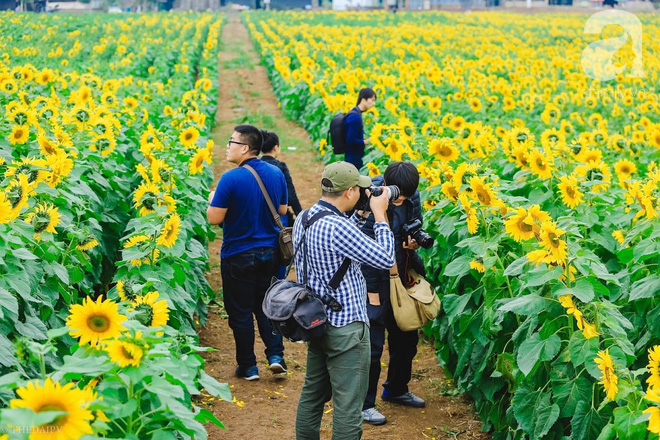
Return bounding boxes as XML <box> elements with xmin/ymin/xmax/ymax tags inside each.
<box><xmin>344</xmin><ymin>87</ymin><xmax>377</xmax><ymax>171</ymax></box>
<box><xmin>207</xmin><ymin>124</ymin><xmax>288</xmax><ymax>381</ymax></box>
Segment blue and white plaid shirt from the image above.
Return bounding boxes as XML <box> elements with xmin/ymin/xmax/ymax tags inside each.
<box><xmin>293</xmin><ymin>200</ymin><xmax>395</xmax><ymax>327</ymax></box>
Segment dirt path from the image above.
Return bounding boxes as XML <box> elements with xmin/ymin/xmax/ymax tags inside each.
<box><xmin>198</xmin><ymin>12</ymin><xmax>489</xmax><ymax>440</ymax></box>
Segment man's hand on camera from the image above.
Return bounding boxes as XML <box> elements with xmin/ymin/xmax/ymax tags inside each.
<box><xmin>403</xmin><ymin>235</ymin><xmax>420</xmax><ymax>250</ymax></box>
<box><xmin>369</xmin><ymin>187</ymin><xmax>389</xmax><ymax>223</ymax></box>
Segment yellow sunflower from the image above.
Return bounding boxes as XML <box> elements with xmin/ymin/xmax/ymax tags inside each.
<box><xmin>9</xmin><ymin>125</ymin><xmax>29</xmax><ymax>145</ymax></box>
<box><xmin>469</xmin><ymin>176</ymin><xmax>497</xmax><ymax>207</ymax></box>
<box><xmin>469</xmin><ymin>97</ymin><xmax>482</xmax><ymax>112</ymax></box>
<box><xmin>539</xmin><ymin>221</ymin><xmax>567</xmax><ymax>263</ymax></box>
<box><xmin>365</xmin><ymin>162</ymin><xmax>380</xmax><ymax>178</ymax></box>
<box><xmin>179</xmin><ymin>126</ymin><xmax>199</xmax><ymax>148</ymax></box>
<box><xmin>428</xmin><ymin>138</ymin><xmax>459</xmax><ymax>163</ymax></box>
<box><xmin>25</xmin><ymin>203</ymin><xmax>61</xmax><ymax>240</ymax></box>
<box><xmin>5</xmin><ymin>174</ymin><xmax>32</xmax><ymax>221</ymax></box>
<box><xmin>595</xmin><ymin>349</ymin><xmax>618</xmax><ymax>400</ymax></box>
<box><xmin>458</xmin><ymin>193</ymin><xmax>479</xmax><ymax>234</ymax></box>
<box><xmin>189</xmin><ymin>148</ymin><xmax>212</xmax><ymax>175</ymax></box>
<box><xmin>0</xmin><ymin>192</ymin><xmax>11</xmax><ymax>224</ymax></box>
<box><xmin>10</xmin><ymin>378</ymin><xmax>94</xmax><ymax>440</ymax></box>
<box><xmin>504</xmin><ymin>207</ymin><xmax>535</xmax><ymax>242</ymax></box>
<box><xmin>157</xmin><ymin>213</ymin><xmax>181</xmax><ymax>248</ymax></box>
<box><xmin>106</xmin><ymin>339</ymin><xmax>144</xmax><ymax>368</ymax></box>
<box><xmin>67</xmin><ymin>296</ymin><xmax>127</xmax><ymax>346</ymax></box>
<box><xmin>557</xmin><ymin>175</ymin><xmax>583</xmax><ymax>209</ymax></box>
<box><xmin>647</xmin><ymin>346</ymin><xmax>660</xmax><ymax>390</ymax></box>
<box><xmin>612</xmin><ymin>230</ymin><xmax>625</xmax><ymax>245</ymax></box>
<box><xmin>528</xmin><ymin>150</ymin><xmax>554</xmax><ymax>179</ymax></box>
<box><xmin>130</xmin><ymin>291</ymin><xmax>169</xmax><ymax>328</ymax></box>
<box><xmin>575</xmin><ymin>160</ymin><xmax>611</xmax><ymax>193</ymax></box>
<box><xmin>38</xmin><ymin>135</ymin><xmax>62</xmax><ymax>156</ymax></box>
<box><xmin>470</xmin><ymin>259</ymin><xmax>486</xmax><ymax>273</ymax></box>
<box><xmin>116</xmin><ymin>280</ymin><xmax>140</xmax><ymax>302</ymax></box>
<box><xmin>614</xmin><ymin>159</ymin><xmax>636</xmax><ymax>182</ymax></box>
<box><xmin>441</xmin><ymin>181</ymin><xmax>460</xmax><ymax>202</ymax></box>
<box><xmin>76</xmin><ymin>235</ymin><xmax>99</xmax><ymax>252</ymax></box>
<box><xmin>133</xmin><ymin>181</ymin><xmax>161</xmax><ymax>216</ymax></box>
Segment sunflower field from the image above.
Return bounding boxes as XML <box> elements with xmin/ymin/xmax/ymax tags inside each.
<box><xmin>0</xmin><ymin>12</ymin><xmax>229</xmax><ymax>439</ymax></box>
<box><xmin>247</xmin><ymin>10</ymin><xmax>660</xmax><ymax>439</ymax></box>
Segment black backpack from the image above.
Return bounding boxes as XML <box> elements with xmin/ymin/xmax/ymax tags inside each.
<box><xmin>328</xmin><ymin>109</ymin><xmax>360</xmax><ymax>155</ymax></box>
<box><xmin>262</xmin><ymin>210</ymin><xmax>349</xmax><ymax>342</ymax></box>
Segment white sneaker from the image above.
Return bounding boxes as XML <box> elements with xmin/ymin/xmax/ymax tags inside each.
<box><xmin>362</xmin><ymin>407</ymin><xmax>387</xmax><ymax>425</ymax></box>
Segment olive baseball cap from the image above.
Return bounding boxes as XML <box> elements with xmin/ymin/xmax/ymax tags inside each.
<box><xmin>321</xmin><ymin>161</ymin><xmax>371</xmax><ymax>193</ymax></box>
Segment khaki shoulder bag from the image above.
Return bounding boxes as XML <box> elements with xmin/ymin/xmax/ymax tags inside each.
<box><xmin>389</xmin><ymin>264</ymin><xmax>441</xmax><ymax>331</ymax></box>
<box><xmin>244</xmin><ymin>164</ymin><xmax>294</xmax><ymax>265</ymax></box>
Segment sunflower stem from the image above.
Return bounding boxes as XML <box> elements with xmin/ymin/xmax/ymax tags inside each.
<box><xmin>39</xmin><ymin>352</ymin><xmax>46</xmax><ymax>380</ymax></box>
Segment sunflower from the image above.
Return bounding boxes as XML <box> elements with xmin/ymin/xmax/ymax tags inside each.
<box><xmin>116</xmin><ymin>280</ymin><xmax>139</xmax><ymax>302</ymax></box>
<box><xmin>106</xmin><ymin>339</ymin><xmax>144</xmax><ymax>368</ymax></box>
<box><xmin>5</xmin><ymin>156</ymin><xmax>47</xmax><ymax>186</ymax></box>
<box><xmin>528</xmin><ymin>150</ymin><xmax>554</xmax><ymax>179</ymax></box>
<box><xmin>575</xmin><ymin>161</ymin><xmax>611</xmax><ymax>193</ymax></box>
<box><xmin>504</xmin><ymin>207</ymin><xmax>535</xmax><ymax>242</ymax></box>
<box><xmin>157</xmin><ymin>214</ymin><xmax>181</xmax><ymax>248</ymax></box>
<box><xmin>38</xmin><ymin>135</ymin><xmax>62</xmax><ymax>156</ymax></box>
<box><xmin>365</xmin><ymin>162</ymin><xmax>380</xmax><ymax>178</ymax></box>
<box><xmin>428</xmin><ymin>138</ymin><xmax>459</xmax><ymax>163</ymax></box>
<box><xmin>595</xmin><ymin>349</ymin><xmax>618</xmax><ymax>400</ymax></box>
<box><xmin>9</xmin><ymin>125</ymin><xmax>29</xmax><ymax>145</ymax></box>
<box><xmin>25</xmin><ymin>203</ymin><xmax>61</xmax><ymax>240</ymax></box>
<box><xmin>441</xmin><ymin>181</ymin><xmax>460</xmax><ymax>201</ymax></box>
<box><xmin>503</xmin><ymin>96</ymin><xmax>515</xmax><ymax>111</ymax></box>
<box><xmin>0</xmin><ymin>192</ymin><xmax>11</xmax><ymax>224</ymax></box>
<box><xmin>614</xmin><ymin>159</ymin><xmax>636</xmax><ymax>182</ymax></box>
<box><xmin>645</xmin><ymin>407</ymin><xmax>660</xmax><ymax>434</ymax></box>
<box><xmin>45</xmin><ymin>151</ymin><xmax>74</xmax><ymax>187</ymax></box>
<box><xmin>526</xmin><ymin>248</ymin><xmax>554</xmax><ymax>266</ymax></box>
<box><xmin>133</xmin><ymin>181</ymin><xmax>161</xmax><ymax>216</ymax></box>
<box><xmin>189</xmin><ymin>148</ymin><xmax>212</xmax><ymax>175</ymax></box>
<box><xmin>469</xmin><ymin>176</ymin><xmax>497</xmax><ymax>206</ymax></box>
<box><xmin>449</xmin><ymin>116</ymin><xmax>466</xmax><ymax>131</ymax></box>
<box><xmin>130</xmin><ymin>291</ymin><xmax>169</xmax><ymax>328</ymax></box>
<box><xmin>10</xmin><ymin>378</ymin><xmax>94</xmax><ymax>440</ymax></box>
<box><xmin>470</xmin><ymin>259</ymin><xmax>485</xmax><ymax>273</ymax></box>
<box><xmin>458</xmin><ymin>193</ymin><xmax>479</xmax><ymax>234</ymax></box>
<box><xmin>5</xmin><ymin>175</ymin><xmax>32</xmax><ymax>220</ymax></box>
<box><xmin>427</xmin><ymin>96</ymin><xmax>442</xmax><ymax>112</ymax></box>
<box><xmin>557</xmin><ymin>175</ymin><xmax>583</xmax><ymax>209</ymax></box>
<box><xmin>76</xmin><ymin>235</ymin><xmax>99</xmax><ymax>252</ymax></box>
<box><xmin>647</xmin><ymin>346</ymin><xmax>660</xmax><ymax>390</ymax></box>
<box><xmin>179</xmin><ymin>126</ymin><xmax>199</xmax><ymax>148</ymax></box>
<box><xmin>67</xmin><ymin>296</ymin><xmax>127</xmax><ymax>346</ymax></box>
<box><xmin>649</xmin><ymin>129</ymin><xmax>660</xmax><ymax>150</ymax></box>
<box><xmin>539</xmin><ymin>221</ymin><xmax>567</xmax><ymax>263</ymax></box>
<box><xmin>469</xmin><ymin>97</ymin><xmax>482</xmax><ymax>112</ymax></box>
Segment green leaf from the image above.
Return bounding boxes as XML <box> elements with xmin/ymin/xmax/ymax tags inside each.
<box><xmin>144</xmin><ymin>376</ymin><xmax>184</xmax><ymax>401</ymax></box>
<box><xmin>534</xmin><ymin>398</ymin><xmax>560</xmax><ymax>440</ymax></box>
<box><xmin>613</xmin><ymin>406</ymin><xmax>647</xmax><ymax>440</ymax></box>
<box><xmin>504</xmin><ymin>255</ymin><xmax>528</xmax><ymax>277</ymax></box>
<box><xmin>0</xmin><ymin>287</ymin><xmax>18</xmax><ymax>319</ymax></box>
<box><xmin>596</xmin><ymin>424</ymin><xmax>616</xmax><ymax>440</ymax></box>
<box><xmin>523</xmin><ymin>266</ymin><xmax>562</xmax><ymax>288</ymax></box>
<box><xmin>572</xmin><ymin>400</ymin><xmax>606</xmax><ymax>440</ymax></box>
<box><xmin>10</xmin><ymin>248</ymin><xmax>38</xmax><ymax>260</ymax></box>
<box><xmin>443</xmin><ymin>294</ymin><xmax>471</xmax><ymax>325</ymax></box>
<box><xmin>198</xmin><ymin>371</ymin><xmax>231</xmax><ymax>402</ymax></box>
<box><xmin>194</xmin><ymin>407</ymin><xmax>226</xmax><ymax>429</ymax></box>
<box><xmin>0</xmin><ymin>408</ymin><xmax>68</xmax><ymax>428</ymax></box>
<box><xmin>553</xmin><ymin>376</ymin><xmax>592</xmax><ymax>418</ymax></box>
<box><xmin>569</xmin><ymin>332</ymin><xmax>600</xmax><ymax>367</ymax></box>
<box><xmin>443</xmin><ymin>255</ymin><xmax>472</xmax><ymax>278</ymax></box>
<box><xmin>0</xmin><ymin>334</ymin><xmax>17</xmax><ymax>367</ymax></box>
<box><xmin>629</xmin><ymin>275</ymin><xmax>660</xmax><ymax>301</ymax></box>
<box><xmin>114</xmin><ymin>399</ymin><xmax>138</xmax><ymax>418</ymax></box>
<box><xmin>517</xmin><ymin>332</ymin><xmax>561</xmax><ymax>376</ymax></box>
<box><xmin>554</xmin><ymin>278</ymin><xmax>594</xmax><ymax>303</ymax></box>
<box><xmin>498</xmin><ymin>295</ymin><xmax>552</xmax><ymax>316</ymax></box>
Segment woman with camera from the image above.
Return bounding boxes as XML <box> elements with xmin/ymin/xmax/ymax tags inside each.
<box><xmin>359</xmin><ymin>161</ymin><xmax>431</xmax><ymax>425</ymax></box>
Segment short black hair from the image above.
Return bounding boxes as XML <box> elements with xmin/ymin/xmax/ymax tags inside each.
<box><xmin>261</xmin><ymin>130</ymin><xmax>280</xmax><ymax>154</ymax></box>
<box><xmin>357</xmin><ymin>87</ymin><xmax>377</xmax><ymax>106</ymax></box>
<box><xmin>384</xmin><ymin>161</ymin><xmax>419</xmax><ymax>198</ymax></box>
<box><xmin>234</xmin><ymin>125</ymin><xmax>263</xmax><ymax>155</ymax></box>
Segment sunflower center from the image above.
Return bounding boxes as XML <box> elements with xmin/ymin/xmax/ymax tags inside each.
<box><xmin>42</xmin><ymin>141</ymin><xmax>56</xmax><ymax>154</ymax></box>
<box><xmin>122</xmin><ymin>281</ymin><xmax>138</xmax><ymax>301</ymax></box>
<box><xmin>185</xmin><ymin>133</ymin><xmax>193</xmax><ymax>141</ymax></box>
<box><xmin>13</xmin><ymin>128</ymin><xmax>25</xmax><ymax>139</ymax></box>
<box><xmin>620</xmin><ymin>165</ymin><xmax>631</xmax><ymax>174</ymax></box>
<box><xmin>121</xmin><ymin>345</ymin><xmax>136</xmax><ymax>360</ymax></box>
<box><xmin>390</xmin><ymin>142</ymin><xmax>399</xmax><ymax>153</ymax></box>
<box><xmin>548</xmin><ymin>232</ymin><xmax>560</xmax><ymax>247</ymax></box>
<box><xmin>566</xmin><ymin>186</ymin><xmax>576</xmax><ymax>198</ymax></box>
<box><xmin>87</xmin><ymin>314</ymin><xmax>110</xmax><ymax>332</ymax></box>
<box><xmin>439</xmin><ymin>145</ymin><xmax>452</xmax><ymax>157</ymax></box>
<box><xmin>536</xmin><ymin>158</ymin><xmax>545</xmax><ymax>169</ymax></box>
<box><xmin>517</xmin><ymin>219</ymin><xmax>533</xmax><ymax>233</ymax></box>
<box><xmin>37</xmin><ymin>403</ymin><xmax>68</xmax><ymax>427</ymax></box>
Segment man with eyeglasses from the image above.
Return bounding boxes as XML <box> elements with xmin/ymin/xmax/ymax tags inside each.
<box><xmin>207</xmin><ymin>124</ymin><xmax>289</xmax><ymax>381</ymax></box>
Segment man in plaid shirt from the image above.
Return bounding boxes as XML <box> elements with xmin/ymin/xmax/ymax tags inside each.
<box><xmin>294</xmin><ymin>162</ymin><xmax>395</xmax><ymax>440</ymax></box>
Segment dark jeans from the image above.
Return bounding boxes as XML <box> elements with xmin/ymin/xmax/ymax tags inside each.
<box><xmin>221</xmin><ymin>246</ymin><xmax>284</xmax><ymax>368</ymax></box>
<box><xmin>344</xmin><ymin>150</ymin><xmax>364</xmax><ymax>171</ymax></box>
<box><xmin>363</xmin><ymin>284</ymin><xmax>418</xmax><ymax>410</ymax></box>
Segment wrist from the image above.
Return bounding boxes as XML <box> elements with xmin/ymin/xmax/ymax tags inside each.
<box><xmin>374</xmin><ymin>212</ymin><xmax>387</xmax><ymax>223</ymax></box>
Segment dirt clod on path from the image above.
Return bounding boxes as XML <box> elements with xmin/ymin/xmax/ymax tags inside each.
<box><xmin>199</xmin><ymin>11</ymin><xmax>490</xmax><ymax>440</ymax></box>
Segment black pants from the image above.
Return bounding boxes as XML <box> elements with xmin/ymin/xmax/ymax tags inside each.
<box><xmin>363</xmin><ymin>283</ymin><xmax>418</xmax><ymax>410</ymax></box>
<box><xmin>221</xmin><ymin>246</ymin><xmax>284</xmax><ymax>368</ymax></box>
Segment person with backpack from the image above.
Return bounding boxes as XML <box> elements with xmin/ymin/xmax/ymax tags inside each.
<box><xmin>359</xmin><ymin>161</ymin><xmax>427</xmax><ymax>426</ymax></box>
<box><xmin>294</xmin><ymin>161</ymin><xmax>395</xmax><ymax>440</ymax></box>
<box><xmin>206</xmin><ymin>124</ymin><xmax>288</xmax><ymax>381</ymax></box>
<box><xmin>330</xmin><ymin>88</ymin><xmax>377</xmax><ymax>171</ymax></box>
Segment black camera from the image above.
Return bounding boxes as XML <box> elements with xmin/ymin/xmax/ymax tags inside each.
<box><xmin>355</xmin><ymin>185</ymin><xmax>400</xmax><ymax>212</ymax></box>
<box><xmin>402</xmin><ymin>219</ymin><xmax>434</xmax><ymax>249</ymax></box>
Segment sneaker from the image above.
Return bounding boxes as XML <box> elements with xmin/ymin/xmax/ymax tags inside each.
<box><xmin>381</xmin><ymin>390</ymin><xmax>425</xmax><ymax>408</ymax></box>
<box><xmin>362</xmin><ymin>407</ymin><xmax>387</xmax><ymax>425</ymax></box>
<box><xmin>235</xmin><ymin>365</ymin><xmax>259</xmax><ymax>381</ymax></box>
<box><xmin>268</xmin><ymin>356</ymin><xmax>288</xmax><ymax>374</ymax></box>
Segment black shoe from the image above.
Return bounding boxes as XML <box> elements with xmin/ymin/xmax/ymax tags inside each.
<box><xmin>381</xmin><ymin>391</ymin><xmax>425</xmax><ymax>408</ymax></box>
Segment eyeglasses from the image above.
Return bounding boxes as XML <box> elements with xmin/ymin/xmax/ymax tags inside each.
<box><xmin>228</xmin><ymin>139</ymin><xmax>249</xmax><ymax>147</ymax></box>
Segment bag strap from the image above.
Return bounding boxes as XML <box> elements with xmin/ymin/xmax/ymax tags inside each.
<box><xmin>244</xmin><ymin>164</ymin><xmax>285</xmax><ymax>230</ymax></box>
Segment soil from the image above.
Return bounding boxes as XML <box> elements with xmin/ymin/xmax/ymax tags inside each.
<box><xmin>197</xmin><ymin>12</ymin><xmax>491</xmax><ymax>440</ymax></box>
